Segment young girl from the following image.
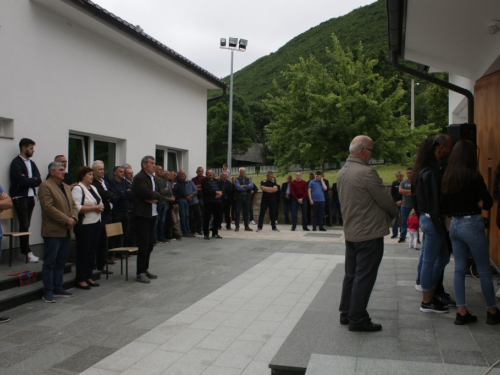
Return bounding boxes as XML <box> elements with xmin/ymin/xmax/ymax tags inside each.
<box><xmin>407</xmin><ymin>209</ymin><xmax>419</xmax><ymax>249</ymax></box>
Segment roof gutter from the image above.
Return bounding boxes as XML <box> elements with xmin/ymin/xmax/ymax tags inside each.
<box><xmin>61</xmin><ymin>0</ymin><xmax>228</xmax><ymax>91</ymax></box>
<box><xmin>207</xmin><ymin>87</ymin><xmax>228</xmax><ymax>103</ymax></box>
<box><xmin>386</xmin><ymin>0</ymin><xmax>474</xmax><ymax>123</ymax></box>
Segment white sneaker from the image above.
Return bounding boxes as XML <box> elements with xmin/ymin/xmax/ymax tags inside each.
<box><xmin>415</xmin><ymin>283</ymin><xmax>423</xmax><ymax>292</ymax></box>
<box><xmin>250</xmin><ymin>220</ymin><xmax>256</xmax><ymax>225</ymax></box>
<box><xmin>28</xmin><ymin>252</ymin><xmax>39</xmax><ymax>263</ymax></box>
<box><xmin>221</xmin><ymin>222</ymin><xmax>226</xmax><ymax>226</ymax></box>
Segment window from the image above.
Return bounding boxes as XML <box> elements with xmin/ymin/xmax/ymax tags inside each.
<box><xmin>68</xmin><ymin>135</ymin><xmax>87</xmax><ymax>180</ymax></box>
<box><xmin>167</xmin><ymin>151</ymin><xmax>178</xmax><ymax>172</ymax></box>
<box><xmin>93</xmin><ymin>140</ymin><xmax>116</xmax><ymax>179</ymax></box>
<box><xmin>0</xmin><ymin>117</ymin><xmax>14</xmax><ymax>139</ymax></box>
<box><xmin>155</xmin><ymin>149</ymin><xmax>165</xmax><ymax>169</ymax></box>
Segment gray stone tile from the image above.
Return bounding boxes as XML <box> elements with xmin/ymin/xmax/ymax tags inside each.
<box><xmin>358</xmin><ymin>336</ymin><xmax>399</xmax><ymax>360</ymax></box>
<box><xmin>435</xmin><ymin>333</ymin><xmax>481</xmax><ymax>351</ymax></box>
<box><xmin>441</xmin><ymin>349</ymin><xmax>488</xmax><ymax>366</ymax></box>
<box><xmin>52</xmin><ymin>345</ymin><xmax>116</xmax><ymax>373</ymax></box>
<box><xmin>212</xmin><ymin>340</ymin><xmax>264</xmax><ymax>369</ymax></box>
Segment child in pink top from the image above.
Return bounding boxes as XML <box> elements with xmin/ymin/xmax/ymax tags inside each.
<box><xmin>407</xmin><ymin>209</ymin><xmax>419</xmax><ymax>249</ymax></box>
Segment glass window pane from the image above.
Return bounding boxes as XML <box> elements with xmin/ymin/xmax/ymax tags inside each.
<box><xmin>68</xmin><ymin>137</ymin><xmax>85</xmax><ymax>180</ymax></box>
<box><xmin>94</xmin><ymin>140</ymin><xmax>116</xmax><ymax>179</ymax></box>
<box><xmin>156</xmin><ymin>149</ymin><xmax>165</xmax><ymax>169</ymax></box>
<box><xmin>167</xmin><ymin>152</ymin><xmax>177</xmax><ymax>172</ymax></box>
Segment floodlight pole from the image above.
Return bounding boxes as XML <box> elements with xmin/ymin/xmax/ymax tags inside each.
<box><xmin>411</xmin><ymin>79</ymin><xmax>415</xmax><ymax>131</ymax></box>
<box><xmin>220</xmin><ymin>44</ymin><xmax>245</xmax><ymax>172</ymax></box>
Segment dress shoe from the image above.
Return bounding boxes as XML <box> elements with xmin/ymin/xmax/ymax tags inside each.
<box><xmin>75</xmin><ymin>284</ymin><xmax>91</xmax><ymax>290</ymax></box>
<box><xmin>245</xmin><ymin>227</ymin><xmax>253</xmax><ymax>231</ymax></box>
<box><xmin>303</xmin><ymin>227</ymin><xmax>310</xmax><ymax>231</ymax></box>
<box><xmin>88</xmin><ymin>282</ymin><xmax>100</xmax><ymax>287</ymax></box>
<box><xmin>234</xmin><ymin>227</ymin><xmax>240</xmax><ymax>232</ymax></box>
<box><xmin>146</xmin><ymin>270</ymin><xmax>158</xmax><ymax>279</ymax></box>
<box><xmin>340</xmin><ymin>313</ymin><xmax>348</xmax><ymax>325</ymax></box>
<box><xmin>212</xmin><ymin>234</ymin><xmax>222</xmax><ymax>239</ymax></box>
<box><xmin>348</xmin><ymin>322</ymin><xmax>382</xmax><ymax>332</ymax></box>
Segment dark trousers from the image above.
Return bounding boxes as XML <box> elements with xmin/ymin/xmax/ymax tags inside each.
<box><xmin>12</xmin><ymin>197</ymin><xmax>35</xmax><ymax>254</ymax></box>
<box><xmin>189</xmin><ymin>203</ymin><xmax>202</xmax><ymax>234</ymax></box>
<box><xmin>258</xmin><ymin>200</ymin><xmax>277</xmax><ymax>230</ymax></box>
<box><xmin>75</xmin><ymin>222</ymin><xmax>100</xmax><ymax>283</ymax></box>
<box><xmin>96</xmin><ymin>213</ymin><xmax>112</xmax><ymax>270</ymax></box>
<box><xmin>42</xmin><ymin>233</ymin><xmax>71</xmax><ymax>295</ymax></box>
<box><xmin>112</xmin><ymin>210</ymin><xmax>132</xmax><ymax>247</ymax></box>
<box><xmin>134</xmin><ymin>216</ymin><xmax>156</xmax><ymax>275</ymax></box>
<box><xmin>283</xmin><ymin>198</ymin><xmax>292</xmax><ymax>224</ymax></box>
<box><xmin>204</xmin><ymin>202</ymin><xmax>221</xmax><ymax>236</ymax></box>
<box><xmin>155</xmin><ymin>204</ymin><xmax>167</xmax><ymax>241</ymax></box>
<box><xmin>339</xmin><ymin>238</ymin><xmax>384</xmax><ymax>327</ymax></box>
<box><xmin>235</xmin><ymin>196</ymin><xmax>250</xmax><ymax>228</ymax></box>
<box><xmin>307</xmin><ymin>200</ymin><xmax>312</xmax><ymax>225</ymax></box>
<box><xmin>221</xmin><ymin>198</ymin><xmax>232</xmax><ymax>228</ymax></box>
<box><xmin>291</xmin><ymin>199</ymin><xmax>308</xmax><ymax>229</ymax></box>
<box><xmin>324</xmin><ymin>198</ymin><xmax>332</xmax><ymax>227</ymax></box>
<box><xmin>198</xmin><ymin>200</ymin><xmax>205</xmax><ymax>229</ymax></box>
<box><xmin>248</xmin><ymin>194</ymin><xmax>255</xmax><ymax>221</ymax></box>
<box><xmin>312</xmin><ymin>201</ymin><xmax>325</xmax><ymax>229</ymax></box>
<box><xmin>332</xmin><ymin>198</ymin><xmax>343</xmax><ymax>225</ymax></box>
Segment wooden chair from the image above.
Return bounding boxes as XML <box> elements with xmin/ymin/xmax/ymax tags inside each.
<box><xmin>0</xmin><ymin>209</ymin><xmax>31</xmax><ymax>267</ymax></box>
<box><xmin>104</xmin><ymin>222</ymin><xmax>138</xmax><ymax>281</ymax></box>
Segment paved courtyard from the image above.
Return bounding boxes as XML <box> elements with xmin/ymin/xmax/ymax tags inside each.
<box><xmin>1</xmin><ymin>225</ymin><xmax>500</xmax><ymax>374</ymax></box>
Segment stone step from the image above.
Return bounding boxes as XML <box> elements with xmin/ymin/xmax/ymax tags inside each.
<box><xmin>304</xmin><ymin>354</ymin><xmax>500</xmax><ymax>375</ymax></box>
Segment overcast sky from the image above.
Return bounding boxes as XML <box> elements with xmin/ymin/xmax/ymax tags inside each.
<box><xmin>95</xmin><ymin>0</ymin><xmax>376</xmax><ymax>79</ymax></box>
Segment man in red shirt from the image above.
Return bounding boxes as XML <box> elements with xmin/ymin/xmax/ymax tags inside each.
<box><xmin>290</xmin><ymin>172</ymin><xmax>310</xmax><ymax>231</ymax></box>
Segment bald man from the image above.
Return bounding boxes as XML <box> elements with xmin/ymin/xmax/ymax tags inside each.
<box><xmin>337</xmin><ymin>135</ymin><xmax>398</xmax><ymax>332</ymax></box>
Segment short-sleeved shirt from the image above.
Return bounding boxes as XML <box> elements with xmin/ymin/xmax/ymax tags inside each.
<box><xmin>391</xmin><ymin>180</ymin><xmax>402</xmax><ymax>202</ymax></box>
<box><xmin>400</xmin><ymin>179</ymin><xmax>413</xmax><ymax>208</ymax></box>
<box><xmin>308</xmin><ymin>180</ymin><xmax>325</xmax><ymax>202</ymax></box>
<box><xmin>261</xmin><ymin>180</ymin><xmax>278</xmax><ymax>201</ymax></box>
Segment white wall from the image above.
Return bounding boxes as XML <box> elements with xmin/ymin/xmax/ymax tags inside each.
<box><xmin>0</xmin><ymin>0</ymin><xmax>211</xmax><ymax>246</ymax></box>
<box><xmin>448</xmin><ymin>74</ymin><xmax>471</xmax><ymax>124</ymax></box>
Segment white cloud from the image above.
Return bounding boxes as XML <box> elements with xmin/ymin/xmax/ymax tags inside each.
<box><xmin>94</xmin><ymin>0</ymin><xmax>376</xmax><ymax>78</ymax></box>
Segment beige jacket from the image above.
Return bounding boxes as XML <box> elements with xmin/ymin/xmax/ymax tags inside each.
<box><xmin>39</xmin><ymin>178</ymin><xmax>79</xmax><ymax>237</ymax></box>
<box><xmin>337</xmin><ymin>156</ymin><xmax>398</xmax><ymax>242</ymax></box>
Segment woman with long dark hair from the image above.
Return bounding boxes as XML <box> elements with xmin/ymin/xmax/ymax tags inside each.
<box><xmin>442</xmin><ymin>140</ymin><xmax>500</xmax><ymax>325</ymax></box>
<box><xmin>413</xmin><ymin>134</ymin><xmax>453</xmax><ymax>314</ymax></box>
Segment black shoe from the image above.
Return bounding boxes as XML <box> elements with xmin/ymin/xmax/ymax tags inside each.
<box><xmin>146</xmin><ymin>270</ymin><xmax>158</xmax><ymax>279</ymax></box>
<box><xmin>420</xmin><ymin>299</ymin><xmax>449</xmax><ymax>313</ymax></box>
<box><xmin>348</xmin><ymin>322</ymin><xmax>382</xmax><ymax>332</ymax></box>
<box><xmin>319</xmin><ymin>227</ymin><xmax>326</xmax><ymax>231</ymax></box>
<box><xmin>291</xmin><ymin>227</ymin><xmax>296</xmax><ymax>231</ymax></box>
<box><xmin>88</xmin><ymin>282</ymin><xmax>100</xmax><ymax>287</ymax></box>
<box><xmin>0</xmin><ymin>316</ymin><xmax>10</xmax><ymax>324</ymax></box>
<box><xmin>303</xmin><ymin>227</ymin><xmax>310</xmax><ymax>231</ymax></box>
<box><xmin>391</xmin><ymin>235</ymin><xmax>398</xmax><ymax>239</ymax></box>
<box><xmin>454</xmin><ymin>311</ymin><xmax>477</xmax><ymax>325</ymax></box>
<box><xmin>212</xmin><ymin>234</ymin><xmax>222</xmax><ymax>239</ymax></box>
<box><xmin>435</xmin><ymin>293</ymin><xmax>456</xmax><ymax>307</ymax></box>
<box><xmin>340</xmin><ymin>313</ymin><xmax>348</xmax><ymax>325</ymax></box>
<box><xmin>417</xmin><ymin>240</ymin><xmax>421</xmax><ymax>244</ymax></box>
<box><xmin>75</xmin><ymin>284</ymin><xmax>91</xmax><ymax>290</ymax></box>
<box><xmin>487</xmin><ymin>310</ymin><xmax>500</xmax><ymax>325</ymax></box>
<box><xmin>226</xmin><ymin>226</ymin><xmax>232</xmax><ymax>230</ymax></box>
<box><xmin>204</xmin><ymin>236</ymin><xmax>211</xmax><ymax>240</ymax></box>
<box><xmin>312</xmin><ymin>228</ymin><xmax>317</xmax><ymax>231</ymax></box>
<box><xmin>398</xmin><ymin>238</ymin><xmax>405</xmax><ymax>243</ymax></box>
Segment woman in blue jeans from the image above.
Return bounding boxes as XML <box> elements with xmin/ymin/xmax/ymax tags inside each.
<box><xmin>442</xmin><ymin>140</ymin><xmax>500</xmax><ymax>325</ymax></box>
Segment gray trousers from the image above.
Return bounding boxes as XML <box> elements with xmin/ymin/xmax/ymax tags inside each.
<box><xmin>339</xmin><ymin>237</ymin><xmax>384</xmax><ymax>327</ymax></box>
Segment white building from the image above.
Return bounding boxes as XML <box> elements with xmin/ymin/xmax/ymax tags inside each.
<box><xmin>0</xmin><ymin>0</ymin><xmax>227</xmax><ymax>246</ymax></box>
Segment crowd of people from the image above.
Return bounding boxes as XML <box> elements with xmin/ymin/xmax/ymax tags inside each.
<box><xmin>339</xmin><ymin>134</ymin><xmax>500</xmax><ymax>333</ymax></box>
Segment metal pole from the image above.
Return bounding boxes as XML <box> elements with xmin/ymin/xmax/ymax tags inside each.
<box><xmin>411</xmin><ymin>79</ymin><xmax>415</xmax><ymax>131</ymax></box>
<box><xmin>227</xmin><ymin>49</ymin><xmax>234</xmax><ymax>172</ymax></box>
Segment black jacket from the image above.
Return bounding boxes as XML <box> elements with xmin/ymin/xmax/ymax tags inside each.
<box><xmin>201</xmin><ymin>178</ymin><xmax>223</xmax><ymax>204</ymax></box>
<box><xmin>416</xmin><ymin>162</ymin><xmax>445</xmax><ymax>232</ymax></box>
<box><xmin>9</xmin><ymin>156</ymin><xmax>42</xmax><ymax>197</ymax></box>
<box><xmin>92</xmin><ymin>177</ymin><xmax>119</xmax><ymax>215</ymax></box>
<box><xmin>281</xmin><ymin>182</ymin><xmax>290</xmax><ymax>200</ymax></box>
<box><xmin>132</xmin><ymin>169</ymin><xmax>164</xmax><ymax>218</ymax></box>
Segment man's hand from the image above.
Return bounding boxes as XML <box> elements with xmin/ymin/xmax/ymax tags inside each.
<box><xmin>186</xmin><ymin>195</ymin><xmax>193</xmax><ymax>202</ymax></box>
<box><xmin>285</xmin><ymin>194</ymin><xmax>290</xmax><ymax>200</ymax></box>
<box><xmin>66</xmin><ymin>218</ymin><xmax>76</xmax><ymax>228</ymax></box>
<box><xmin>396</xmin><ymin>200</ymin><xmax>402</xmax><ymax>207</ymax></box>
<box><xmin>310</xmin><ymin>199</ymin><xmax>314</xmax><ymax>206</ymax></box>
<box><xmin>145</xmin><ymin>199</ymin><xmax>158</xmax><ymax>204</ymax></box>
<box><xmin>0</xmin><ymin>192</ymin><xmax>8</xmax><ymax>200</ymax></box>
<box><xmin>168</xmin><ymin>196</ymin><xmax>175</xmax><ymax>202</ymax></box>
<box><xmin>298</xmin><ymin>198</ymin><xmax>303</xmax><ymax>204</ymax></box>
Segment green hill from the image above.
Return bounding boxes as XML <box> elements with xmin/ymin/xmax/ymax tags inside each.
<box><xmin>219</xmin><ymin>0</ymin><xmax>389</xmax><ymax>102</ymax></box>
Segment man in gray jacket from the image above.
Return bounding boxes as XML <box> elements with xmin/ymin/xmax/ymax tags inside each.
<box><xmin>338</xmin><ymin>135</ymin><xmax>398</xmax><ymax>332</ymax></box>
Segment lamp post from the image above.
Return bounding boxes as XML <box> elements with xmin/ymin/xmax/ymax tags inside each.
<box><xmin>410</xmin><ymin>79</ymin><xmax>419</xmax><ymax>131</ymax></box>
<box><xmin>220</xmin><ymin>37</ymin><xmax>248</xmax><ymax>172</ymax></box>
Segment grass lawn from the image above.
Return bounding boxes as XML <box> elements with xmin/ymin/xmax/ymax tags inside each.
<box><xmin>246</xmin><ymin>163</ymin><xmax>410</xmax><ymax>186</ymax></box>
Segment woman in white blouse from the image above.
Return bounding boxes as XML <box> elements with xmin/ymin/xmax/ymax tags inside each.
<box><xmin>72</xmin><ymin>166</ymin><xmax>104</xmax><ymax>289</ymax></box>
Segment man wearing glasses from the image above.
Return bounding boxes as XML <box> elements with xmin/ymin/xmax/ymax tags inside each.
<box><xmin>337</xmin><ymin>135</ymin><xmax>398</xmax><ymax>332</ymax></box>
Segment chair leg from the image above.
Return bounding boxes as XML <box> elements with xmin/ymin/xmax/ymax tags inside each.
<box><xmin>125</xmin><ymin>256</ymin><xmax>128</xmax><ymax>281</ymax></box>
<box><xmin>8</xmin><ymin>237</ymin><xmax>13</xmax><ymax>267</ymax></box>
<box><xmin>120</xmin><ymin>257</ymin><xmax>123</xmax><ymax>275</ymax></box>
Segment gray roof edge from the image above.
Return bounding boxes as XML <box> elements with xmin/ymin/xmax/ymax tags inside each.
<box><xmin>63</xmin><ymin>0</ymin><xmax>228</xmax><ymax>90</ymax></box>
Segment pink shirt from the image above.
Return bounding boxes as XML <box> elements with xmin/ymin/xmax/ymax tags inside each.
<box><xmin>407</xmin><ymin>216</ymin><xmax>419</xmax><ymax>231</ymax></box>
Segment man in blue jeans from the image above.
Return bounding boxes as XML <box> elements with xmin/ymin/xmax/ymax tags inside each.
<box><xmin>399</xmin><ymin>168</ymin><xmax>414</xmax><ymax>243</ymax></box>
<box><xmin>39</xmin><ymin>162</ymin><xmax>79</xmax><ymax>302</ymax></box>
<box><xmin>308</xmin><ymin>171</ymin><xmax>327</xmax><ymax>231</ymax></box>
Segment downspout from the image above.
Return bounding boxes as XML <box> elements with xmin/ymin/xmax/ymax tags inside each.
<box><xmin>386</xmin><ymin>0</ymin><xmax>474</xmax><ymax>123</ymax></box>
<box><xmin>207</xmin><ymin>87</ymin><xmax>228</xmax><ymax>103</ymax></box>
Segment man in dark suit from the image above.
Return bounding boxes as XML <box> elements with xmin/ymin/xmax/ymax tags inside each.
<box><xmin>9</xmin><ymin>138</ymin><xmax>42</xmax><ymax>262</ymax></box>
<box><xmin>281</xmin><ymin>175</ymin><xmax>292</xmax><ymax>225</ymax></box>
<box><xmin>201</xmin><ymin>170</ymin><xmax>223</xmax><ymax>239</ymax></box>
<box><xmin>39</xmin><ymin>162</ymin><xmax>79</xmax><ymax>302</ymax></box>
<box><xmin>132</xmin><ymin>156</ymin><xmax>164</xmax><ymax>284</ymax></box>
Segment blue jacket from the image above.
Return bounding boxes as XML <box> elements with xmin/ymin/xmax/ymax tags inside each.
<box><xmin>9</xmin><ymin>155</ymin><xmax>42</xmax><ymax>198</ymax></box>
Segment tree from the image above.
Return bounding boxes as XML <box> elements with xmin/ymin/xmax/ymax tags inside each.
<box><xmin>264</xmin><ymin>35</ymin><xmax>432</xmax><ymax>171</ymax></box>
<box><xmin>423</xmin><ymin>73</ymin><xmax>449</xmax><ymax>133</ymax></box>
<box><xmin>207</xmin><ymin>94</ymin><xmax>255</xmax><ymax>168</ymax></box>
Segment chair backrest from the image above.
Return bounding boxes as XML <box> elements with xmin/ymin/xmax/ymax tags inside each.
<box><xmin>0</xmin><ymin>208</ymin><xmax>14</xmax><ymax>220</ymax></box>
<box><xmin>105</xmin><ymin>222</ymin><xmax>123</xmax><ymax>238</ymax></box>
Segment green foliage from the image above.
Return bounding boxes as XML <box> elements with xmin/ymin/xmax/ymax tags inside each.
<box><xmin>264</xmin><ymin>35</ymin><xmax>432</xmax><ymax>171</ymax></box>
<box><xmin>207</xmin><ymin>94</ymin><xmax>256</xmax><ymax>168</ymax></box>
<box><xmin>424</xmin><ymin>73</ymin><xmax>449</xmax><ymax>132</ymax></box>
